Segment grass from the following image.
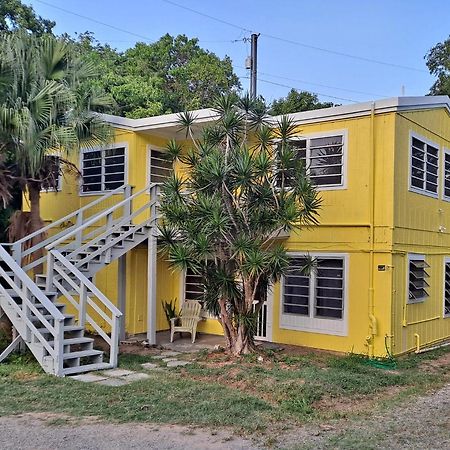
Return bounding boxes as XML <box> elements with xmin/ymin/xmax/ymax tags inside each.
<box><xmin>0</xmin><ymin>345</ymin><xmax>448</xmax><ymax>436</ymax></box>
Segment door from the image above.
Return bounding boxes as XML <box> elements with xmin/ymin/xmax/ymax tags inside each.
<box><xmin>253</xmin><ymin>287</ymin><xmax>273</xmax><ymax>341</ymax></box>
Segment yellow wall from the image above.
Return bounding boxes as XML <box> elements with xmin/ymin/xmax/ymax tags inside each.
<box><xmin>391</xmin><ymin>109</ymin><xmax>450</xmax><ymax>353</ymax></box>
<box><xmin>36</xmin><ymin>107</ymin><xmax>450</xmax><ymax>356</ymax></box>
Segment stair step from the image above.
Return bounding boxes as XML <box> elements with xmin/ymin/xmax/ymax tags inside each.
<box><xmin>35</xmin><ymin>303</ymin><xmax>66</xmax><ymax>312</ymax></box>
<box><xmin>48</xmin><ymin>337</ymin><xmax>95</xmax><ymax>346</ymax></box>
<box><xmin>63</xmin><ymin>349</ymin><xmax>103</xmax><ymax>360</ymax></box>
<box><xmin>35</xmin><ymin>325</ymin><xmax>84</xmax><ymax>335</ymax></box>
<box><xmin>31</xmin><ymin>314</ymin><xmax>75</xmax><ymax>325</ymax></box>
<box><xmin>64</xmin><ymin>362</ymin><xmax>111</xmax><ymax>376</ymax></box>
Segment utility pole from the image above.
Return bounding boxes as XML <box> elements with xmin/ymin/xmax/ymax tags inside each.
<box><xmin>249</xmin><ymin>33</ymin><xmax>260</xmax><ymax>99</ymax></box>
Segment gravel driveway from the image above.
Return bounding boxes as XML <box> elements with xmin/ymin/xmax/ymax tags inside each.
<box><xmin>0</xmin><ymin>383</ymin><xmax>449</xmax><ymax>450</ymax></box>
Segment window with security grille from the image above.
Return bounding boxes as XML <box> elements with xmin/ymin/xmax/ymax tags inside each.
<box><xmin>444</xmin><ymin>261</ymin><xmax>450</xmax><ymax>317</ymax></box>
<box><xmin>279</xmin><ymin>134</ymin><xmax>344</xmax><ymax>189</ymax></box>
<box><xmin>283</xmin><ymin>256</ymin><xmax>344</xmax><ymax>319</ymax></box>
<box><xmin>184</xmin><ymin>268</ymin><xmax>205</xmax><ymax>302</ymax></box>
<box><xmin>408</xmin><ymin>256</ymin><xmax>429</xmax><ymax>304</ymax></box>
<box><xmin>149</xmin><ymin>149</ymin><xmax>173</xmax><ymax>184</ymax></box>
<box><xmin>81</xmin><ymin>147</ymin><xmax>125</xmax><ymax>193</ymax></box>
<box><xmin>410</xmin><ymin>135</ymin><xmax>439</xmax><ymax>196</ymax></box>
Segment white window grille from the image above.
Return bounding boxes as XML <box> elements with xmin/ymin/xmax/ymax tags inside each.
<box><xmin>408</xmin><ymin>255</ymin><xmax>429</xmax><ymax>304</ymax></box>
<box><xmin>149</xmin><ymin>149</ymin><xmax>173</xmax><ymax>184</ymax></box>
<box><xmin>444</xmin><ymin>260</ymin><xmax>450</xmax><ymax>317</ymax></box>
<box><xmin>410</xmin><ymin>134</ymin><xmax>439</xmax><ymax>197</ymax></box>
<box><xmin>81</xmin><ymin>147</ymin><xmax>126</xmax><ymax>193</ymax></box>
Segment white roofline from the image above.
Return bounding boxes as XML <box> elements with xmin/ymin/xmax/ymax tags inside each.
<box><xmin>100</xmin><ymin>96</ymin><xmax>450</xmax><ymax>131</ymax></box>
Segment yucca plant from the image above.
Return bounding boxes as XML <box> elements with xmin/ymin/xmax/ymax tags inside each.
<box><xmin>0</xmin><ymin>31</ymin><xmax>112</xmax><ymax>271</ymax></box>
<box><xmin>159</xmin><ymin>94</ymin><xmax>321</xmax><ymax>355</ymax></box>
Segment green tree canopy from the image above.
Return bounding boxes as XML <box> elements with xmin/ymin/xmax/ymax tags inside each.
<box><xmin>0</xmin><ymin>0</ymin><xmax>55</xmax><ymax>34</ymax></box>
<box><xmin>71</xmin><ymin>33</ymin><xmax>241</xmax><ymax>118</ymax></box>
<box><xmin>159</xmin><ymin>94</ymin><xmax>321</xmax><ymax>355</ymax></box>
<box><xmin>426</xmin><ymin>36</ymin><xmax>450</xmax><ymax>95</ymax></box>
<box><xmin>270</xmin><ymin>89</ymin><xmax>334</xmax><ymax>115</ymax></box>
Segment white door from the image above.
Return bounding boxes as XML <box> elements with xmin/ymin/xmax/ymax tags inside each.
<box><xmin>253</xmin><ymin>287</ymin><xmax>273</xmax><ymax>341</ymax></box>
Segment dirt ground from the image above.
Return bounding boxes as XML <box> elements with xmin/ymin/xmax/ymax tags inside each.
<box><xmin>1</xmin><ymin>382</ymin><xmax>449</xmax><ymax>450</ymax></box>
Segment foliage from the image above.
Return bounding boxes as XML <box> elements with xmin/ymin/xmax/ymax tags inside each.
<box><xmin>0</xmin><ymin>31</ymin><xmax>112</xmax><ymax>261</ymax></box>
<box><xmin>67</xmin><ymin>32</ymin><xmax>241</xmax><ymax>118</ymax></box>
<box><xmin>162</xmin><ymin>299</ymin><xmax>178</xmax><ymax>326</ymax></box>
<box><xmin>426</xmin><ymin>36</ymin><xmax>450</xmax><ymax>95</ymax></box>
<box><xmin>158</xmin><ymin>93</ymin><xmax>321</xmax><ymax>355</ymax></box>
<box><xmin>0</xmin><ymin>0</ymin><xmax>55</xmax><ymax>34</ymax></box>
<box><xmin>270</xmin><ymin>89</ymin><xmax>335</xmax><ymax>115</ymax></box>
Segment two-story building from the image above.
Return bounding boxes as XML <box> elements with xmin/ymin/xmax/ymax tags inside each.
<box><xmin>37</xmin><ymin>96</ymin><xmax>450</xmax><ymax>358</ymax></box>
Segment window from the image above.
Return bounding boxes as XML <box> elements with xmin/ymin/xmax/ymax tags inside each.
<box><xmin>410</xmin><ymin>134</ymin><xmax>439</xmax><ymax>197</ymax></box>
<box><xmin>443</xmin><ymin>150</ymin><xmax>450</xmax><ymax>200</ymax></box>
<box><xmin>281</xmin><ymin>254</ymin><xmax>347</xmax><ymax>335</ymax></box>
<box><xmin>184</xmin><ymin>268</ymin><xmax>205</xmax><ymax>302</ymax></box>
<box><xmin>284</xmin><ymin>256</ymin><xmax>344</xmax><ymax>319</ymax></box>
<box><xmin>81</xmin><ymin>146</ymin><xmax>126</xmax><ymax>193</ymax></box>
<box><xmin>444</xmin><ymin>259</ymin><xmax>450</xmax><ymax>317</ymax></box>
<box><xmin>408</xmin><ymin>255</ymin><xmax>429</xmax><ymax>304</ymax></box>
<box><xmin>148</xmin><ymin>148</ymin><xmax>173</xmax><ymax>184</ymax></box>
<box><xmin>41</xmin><ymin>155</ymin><xmax>61</xmax><ymax>192</ymax></box>
<box><xmin>280</xmin><ymin>133</ymin><xmax>345</xmax><ymax>189</ymax></box>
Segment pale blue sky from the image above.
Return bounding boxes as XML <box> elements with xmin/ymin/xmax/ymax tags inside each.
<box><xmin>28</xmin><ymin>0</ymin><xmax>450</xmax><ymax>105</ymax></box>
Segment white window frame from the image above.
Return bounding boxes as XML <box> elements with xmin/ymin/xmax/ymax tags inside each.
<box><xmin>180</xmin><ymin>269</ymin><xmax>216</xmax><ymax>319</ymax></box>
<box><xmin>407</xmin><ymin>253</ymin><xmax>430</xmax><ymax>305</ymax></box>
<box><xmin>442</xmin><ymin>148</ymin><xmax>450</xmax><ymax>202</ymax></box>
<box><xmin>408</xmin><ymin>131</ymin><xmax>440</xmax><ymax>199</ymax></box>
<box><xmin>79</xmin><ymin>142</ymin><xmax>128</xmax><ymax>196</ymax></box>
<box><xmin>279</xmin><ymin>252</ymin><xmax>349</xmax><ymax>336</ymax></box>
<box><xmin>443</xmin><ymin>257</ymin><xmax>450</xmax><ymax>318</ymax></box>
<box><xmin>282</xmin><ymin>129</ymin><xmax>348</xmax><ymax>191</ymax></box>
<box><xmin>40</xmin><ymin>154</ymin><xmax>62</xmax><ymax>192</ymax></box>
<box><xmin>146</xmin><ymin>145</ymin><xmax>173</xmax><ymax>188</ymax></box>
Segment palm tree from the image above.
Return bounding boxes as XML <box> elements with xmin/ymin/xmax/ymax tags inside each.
<box><xmin>0</xmin><ymin>31</ymin><xmax>112</xmax><ymax>269</ymax></box>
<box><xmin>159</xmin><ymin>94</ymin><xmax>321</xmax><ymax>355</ymax></box>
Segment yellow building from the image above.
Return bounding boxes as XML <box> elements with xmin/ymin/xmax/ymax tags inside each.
<box><xmin>32</xmin><ymin>96</ymin><xmax>450</xmax><ymax>360</ymax></box>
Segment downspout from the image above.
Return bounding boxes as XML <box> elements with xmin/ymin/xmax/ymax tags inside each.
<box><xmin>368</xmin><ymin>102</ymin><xmax>378</xmax><ymax>357</ymax></box>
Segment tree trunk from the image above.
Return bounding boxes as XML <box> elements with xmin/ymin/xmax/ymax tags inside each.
<box><xmin>28</xmin><ymin>181</ymin><xmax>44</xmax><ymax>274</ymax></box>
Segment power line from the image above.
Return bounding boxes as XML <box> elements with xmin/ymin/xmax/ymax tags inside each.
<box><xmin>235</xmin><ymin>65</ymin><xmax>389</xmax><ymax>98</ymax></box>
<box><xmin>160</xmin><ymin>0</ymin><xmax>427</xmax><ymax>73</ymax></box>
<box><xmin>35</xmin><ymin>0</ymin><xmax>155</xmax><ymax>42</ymax></box>
<box><xmin>241</xmin><ymin>77</ymin><xmax>360</xmax><ymax>103</ymax></box>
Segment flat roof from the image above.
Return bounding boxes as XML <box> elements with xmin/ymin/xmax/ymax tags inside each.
<box><xmin>100</xmin><ymin>96</ymin><xmax>450</xmax><ymax>135</ymax></box>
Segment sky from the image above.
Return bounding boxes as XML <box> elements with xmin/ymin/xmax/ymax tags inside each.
<box><xmin>27</xmin><ymin>0</ymin><xmax>450</xmax><ymax>106</ymax></box>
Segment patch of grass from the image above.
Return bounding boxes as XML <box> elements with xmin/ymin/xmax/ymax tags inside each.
<box><xmin>0</xmin><ymin>345</ymin><xmax>448</xmax><ymax>435</ymax></box>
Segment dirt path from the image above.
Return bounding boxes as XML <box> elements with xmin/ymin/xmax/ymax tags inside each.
<box><xmin>0</xmin><ymin>413</ymin><xmax>257</xmax><ymax>450</ymax></box>
<box><xmin>281</xmin><ymin>383</ymin><xmax>450</xmax><ymax>450</ymax></box>
<box><xmin>1</xmin><ymin>384</ymin><xmax>449</xmax><ymax>450</ymax></box>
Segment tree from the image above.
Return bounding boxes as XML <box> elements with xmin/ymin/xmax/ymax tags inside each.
<box><xmin>270</xmin><ymin>89</ymin><xmax>334</xmax><ymax>115</ymax></box>
<box><xmin>70</xmin><ymin>33</ymin><xmax>241</xmax><ymax>118</ymax></box>
<box><xmin>0</xmin><ymin>31</ymin><xmax>111</xmax><ymax>268</ymax></box>
<box><xmin>0</xmin><ymin>0</ymin><xmax>55</xmax><ymax>34</ymax></box>
<box><xmin>159</xmin><ymin>94</ymin><xmax>321</xmax><ymax>355</ymax></box>
<box><xmin>426</xmin><ymin>37</ymin><xmax>450</xmax><ymax>95</ymax></box>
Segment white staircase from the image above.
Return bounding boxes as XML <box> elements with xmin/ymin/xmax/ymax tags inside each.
<box><xmin>0</xmin><ymin>184</ymin><xmax>159</xmax><ymax>376</ymax></box>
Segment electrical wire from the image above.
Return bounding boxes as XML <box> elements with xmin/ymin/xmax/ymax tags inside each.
<box><xmin>160</xmin><ymin>0</ymin><xmax>427</xmax><ymax>73</ymax></box>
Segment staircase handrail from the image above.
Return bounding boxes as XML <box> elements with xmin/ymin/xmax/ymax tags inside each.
<box><xmin>49</xmin><ymin>249</ymin><xmax>122</xmax><ymax>319</ymax></box>
<box><xmin>8</xmin><ymin>183</ymin><xmax>129</xmax><ymax>248</ymax></box>
<box><xmin>0</xmin><ymin>246</ymin><xmax>65</xmax><ymax>322</ymax></box>
<box><xmin>46</xmin><ymin>183</ymin><xmax>157</xmax><ymax>251</ymax></box>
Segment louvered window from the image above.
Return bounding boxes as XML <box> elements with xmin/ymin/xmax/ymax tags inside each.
<box><xmin>410</xmin><ymin>135</ymin><xmax>439</xmax><ymax>196</ymax></box>
<box><xmin>279</xmin><ymin>133</ymin><xmax>345</xmax><ymax>189</ymax></box>
<box><xmin>444</xmin><ymin>261</ymin><xmax>450</xmax><ymax>317</ymax></box>
<box><xmin>81</xmin><ymin>147</ymin><xmax>126</xmax><ymax>193</ymax></box>
<box><xmin>444</xmin><ymin>151</ymin><xmax>450</xmax><ymax>200</ymax></box>
<box><xmin>408</xmin><ymin>256</ymin><xmax>429</xmax><ymax>303</ymax></box>
<box><xmin>149</xmin><ymin>149</ymin><xmax>173</xmax><ymax>184</ymax></box>
<box><xmin>41</xmin><ymin>155</ymin><xmax>61</xmax><ymax>192</ymax></box>
<box><xmin>184</xmin><ymin>268</ymin><xmax>205</xmax><ymax>302</ymax></box>
<box><xmin>283</xmin><ymin>256</ymin><xmax>344</xmax><ymax>319</ymax></box>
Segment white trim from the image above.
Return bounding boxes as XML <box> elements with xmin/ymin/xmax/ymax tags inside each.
<box><xmin>442</xmin><ymin>148</ymin><xmax>450</xmax><ymax>202</ymax></box>
<box><xmin>407</xmin><ymin>253</ymin><xmax>429</xmax><ymax>305</ymax></box>
<box><xmin>146</xmin><ymin>144</ymin><xmax>173</xmax><ymax>187</ymax></box>
<box><xmin>408</xmin><ymin>131</ymin><xmax>440</xmax><ymax>199</ymax></box>
<box><xmin>287</xmin><ymin>129</ymin><xmax>348</xmax><ymax>191</ymax></box>
<box><xmin>79</xmin><ymin>142</ymin><xmax>129</xmax><ymax>196</ymax></box>
<box><xmin>279</xmin><ymin>252</ymin><xmax>349</xmax><ymax>336</ymax></box>
<box><xmin>443</xmin><ymin>257</ymin><xmax>450</xmax><ymax>318</ymax></box>
<box><xmin>99</xmin><ymin>97</ymin><xmax>450</xmax><ymax>132</ymax></box>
